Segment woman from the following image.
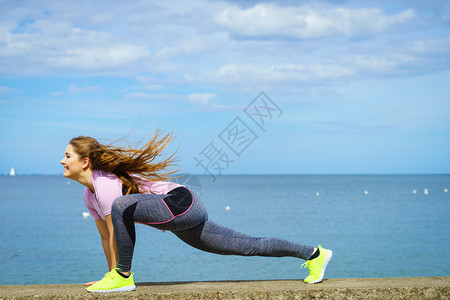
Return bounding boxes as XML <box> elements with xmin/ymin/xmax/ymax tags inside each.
<box><xmin>61</xmin><ymin>131</ymin><xmax>332</xmax><ymax>293</ymax></box>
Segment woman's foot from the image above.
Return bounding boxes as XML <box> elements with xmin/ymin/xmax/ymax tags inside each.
<box><xmin>301</xmin><ymin>245</ymin><xmax>333</xmax><ymax>284</ymax></box>
<box><xmin>86</xmin><ymin>269</ymin><xmax>136</xmax><ymax>293</ymax></box>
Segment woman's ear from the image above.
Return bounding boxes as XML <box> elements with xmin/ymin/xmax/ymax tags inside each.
<box><xmin>81</xmin><ymin>157</ymin><xmax>90</xmax><ymax>170</ymax></box>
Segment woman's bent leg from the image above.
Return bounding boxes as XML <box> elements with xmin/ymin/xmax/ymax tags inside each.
<box><xmin>111</xmin><ymin>189</ymin><xmax>206</xmax><ymax>272</ymax></box>
<box><xmin>173</xmin><ymin>220</ymin><xmax>315</xmax><ymax>260</ymax></box>
<box><xmin>111</xmin><ymin>193</ymin><xmax>176</xmax><ymax>272</ymax></box>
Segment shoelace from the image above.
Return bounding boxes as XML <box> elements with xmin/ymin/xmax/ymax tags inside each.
<box><xmin>101</xmin><ymin>271</ymin><xmax>115</xmax><ymax>281</ymax></box>
<box><xmin>301</xmin><ymin>245</ymin><xmax>323</xmax><ymax>270</ymax></box>
<box><xmin>300</xmin><ymin>245</ymin><xmax>322</xmax><ymax>270</ymax></box>
<box><xmin>300</xmin><ymin>261</ymin><xmax>311</xmax><ymax>270</ymax></box>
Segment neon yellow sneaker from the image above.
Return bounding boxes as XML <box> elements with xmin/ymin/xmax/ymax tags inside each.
<box><xmin>86</xmin><ymin>269</ymin><xmax>136</xmax><ymax>293</ymax></box>
<box><xmin>301</xmin><ymin>245</ymin><xmax>333</xmax><ymax>284</ymax></box>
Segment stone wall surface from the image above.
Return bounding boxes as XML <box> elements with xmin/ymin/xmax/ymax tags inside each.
<box><xmin>0</xmin><ymin>277</ymin><xmax>449</xmax><ymax>299</ymax></box>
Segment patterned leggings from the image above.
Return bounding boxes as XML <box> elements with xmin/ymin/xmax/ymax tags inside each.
<box><xmin>111</xmin><ymin>187</ymin><xmax>315</xmax><ymax>271</ymax></box>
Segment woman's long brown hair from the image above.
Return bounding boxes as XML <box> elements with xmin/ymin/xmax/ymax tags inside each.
<box><xmin>69</xmin><ymin>130</ymin><xmax>177</xmax><ymax>194</ymax></box>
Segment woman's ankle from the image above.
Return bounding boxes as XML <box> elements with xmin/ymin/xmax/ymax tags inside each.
<box><xmin>117</xmin><ymin>269</ymin><xmax>131</xmax><ymax>277</ymax></box>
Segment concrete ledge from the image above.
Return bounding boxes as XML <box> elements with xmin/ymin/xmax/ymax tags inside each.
<box><xmin>1</xmin><ymin>277</ymin><xmax>449</xmax><ymax>299</ymax></box>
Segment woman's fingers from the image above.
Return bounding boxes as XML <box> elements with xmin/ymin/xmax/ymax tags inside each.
<box><xmin>84</xmin><ymin>281</ymin><xmax>97</xmax><ymax>286</ymax></box>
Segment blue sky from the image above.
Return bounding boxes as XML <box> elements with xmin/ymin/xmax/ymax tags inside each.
<box><xmin>0</xmin><ymin>0</ymin><xmax>449</xmax><ymax>175</ymax></box>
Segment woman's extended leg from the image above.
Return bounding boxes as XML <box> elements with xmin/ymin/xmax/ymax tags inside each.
<box><xmin>173</xmin><ymin>220</ymin><xmax>315</xmax><ymax>260</ymax></box>
<box><xmin>171</xmin><ymin>218</ymin><xmax>333</xmax><ymax>284</ymax></box>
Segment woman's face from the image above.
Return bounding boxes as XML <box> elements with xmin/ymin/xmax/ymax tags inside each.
<box><xmin>60</xmin><ymin>144</ymin><xmax>85</xmax><ymax>179</ymax></box>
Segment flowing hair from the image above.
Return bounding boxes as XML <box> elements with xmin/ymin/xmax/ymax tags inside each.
<box><xmin>69</xmin><ymin>130</ymin><xmax>177</xmax><ymax>195</ymax></box>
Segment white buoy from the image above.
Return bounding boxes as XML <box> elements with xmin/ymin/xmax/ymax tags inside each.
<box><xmin>444</xmin><ymin>188</ymin><xmax>448</xmax><ymax>193</ymax></box>
<box><xmin>412</xmin><ymin>190</ymin><xmax>417</xmax><ymax>194</ymax></box>
<box><xmin>424</xmin><ymin>188</ymin><xmax>429</xmax><ymax>195</ymax></box>
<box><xmin>82</xmin><ymin>212</ymin><xmax>90</xmax><ymax>218</ymax></box>
<box><xmin>364</xmin><ymin>190</ymin><xmax>369</xmax><ymax>195</ymax></box>
<box><xmin>67</xmin><ymin>181</ymin><xmax>71</xmax><ymax>185</ymax></box>
<box><xmin>225</xmin><ymin>205</ymin><xmax>230</xmax><ymax>211</ymax></box>
<box><xmin>316</xmin><ymin>192</ymin><xmax>319</xmax><ymax>197</ymax></box>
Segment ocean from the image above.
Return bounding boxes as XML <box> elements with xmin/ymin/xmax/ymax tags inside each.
<box><xmin>0</xmin><ymin>174</ymin><xmax>448</xmax><ymax>285</ymax></box>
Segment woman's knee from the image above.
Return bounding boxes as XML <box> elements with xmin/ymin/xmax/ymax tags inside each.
<box><xmin>111</xmin><ymin>195</ymin><xmax>129</xmax><ymax>216</ymax></box>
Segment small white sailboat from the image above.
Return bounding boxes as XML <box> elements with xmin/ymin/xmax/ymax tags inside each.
<box><xmin>9</xmin><ymin>167</ymin><xmax>15</xmax><ymax>176</ymax></box>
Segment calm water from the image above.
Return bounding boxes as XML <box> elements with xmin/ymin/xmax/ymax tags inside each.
<box><xmin>0</xmin><ymin>174</ymin><xmax>448</xmax><ymax>285</ymax></box>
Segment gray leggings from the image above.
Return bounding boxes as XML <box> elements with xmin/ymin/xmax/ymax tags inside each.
<box><xmin>111</xmin><ymin>187</ymin><xmax>315</xmax><ymax>272</ymax></box>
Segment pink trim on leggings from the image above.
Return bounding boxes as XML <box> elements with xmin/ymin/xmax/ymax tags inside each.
<box><xmin>136</xmin><ymin>188</ymin><xmax>195</xmax><ymax>225</ymax></box>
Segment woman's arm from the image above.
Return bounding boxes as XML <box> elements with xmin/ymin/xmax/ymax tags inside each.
<box><xmin>95</xmin><ymin>215</ymin><xmax>118</xmax><ymax>271</ymax></box>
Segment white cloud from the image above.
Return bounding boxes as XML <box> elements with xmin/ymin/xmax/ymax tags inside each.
<box><xmin>186</xmin><ymin>36</ymin><xmax>450</xmax><ymax>89</ymax></box>
<box><xmin>125</xmin><ymin>92</ymin><xmax>165</xmax><ymax>100</ymax></box>
<box><xmin>0</xmin><ymin>86</ymin><xmax>18</xmax><ymax>95</ymax></box>
<box><xmin>145</xmin><ymin>84</ymin><xmax>164</xmax><ymax>91</ymax></box>
<box><xmin>68</xmin><ymin>84</ymin><xmax>102</xmax><ymax>94</ymax></box>
<box><xmin>52</xmin><ymin>84</ymin><xmax>102</xmax><ymax>96</ymax></box>
<box><xmin>348</xmin><ymin>37</ymin><xmax>450</xmax><ymax>75</ymax></box>
<box><xmin>191</xmin><ymin>62</ymin><xmax>356</xmax><ymax>89</ymax></box>
<box><xmin>0</xmin><ymin>0</ymin><xmax>447</xmax><ymax>90</ymax></box>
<box><xmin>215</xmin><ymin>4</ymin><xmax>416</xmax><ymax>39</ymax></box>
<box><xmin>155</xmin><ymin>37</ymin><xmax>218</xmax><ymax>60</ymax></box>
<box><xmin>188</xmin><ymin>93</ymin><xmax>216</xmax><ymax>105</ymax></box>
<box><xmin>0</xmin><ymin>1</ymin><xmax>221</xmax><ymax>75</ymax></box>
<box><xmin>53</xmin><ymin>45</ymin><xmax>151</xmax><ymax>71</ymax></box>
<box><xmin>310</xmin><ymin>120</ymin><xmax>398</xmax><ymax>135</ymax></box>
<box><xmin>0</xmin><ymin>21</ymin><xmax>152</xmax><ymax>74</ymax></box>
<box><xmin>124</xmin><ymin>91</ymin><xmax>233</xmax><ymax>111</ymax></box>
<box><xmin>136</xmin><ymin>76</ymin><xmax>164</xmax><ymax>91</ymax></box>
<box><xmin>125</xmin><ymin>92</ymin><xmax>216</xmax><ymax>105</ymax></box>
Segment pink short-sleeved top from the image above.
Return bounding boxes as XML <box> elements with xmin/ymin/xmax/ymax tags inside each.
<box><xmin>83</xmin><ymin>169</ymin><xmax>182</xmax><ymax>221</ymax></box>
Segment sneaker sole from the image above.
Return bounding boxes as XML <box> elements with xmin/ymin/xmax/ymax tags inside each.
<box><xmin>87</xmin><ymin>284</ymin><xmax>136</xmax><ymax>293</ymax></box>
<box><xmin>307</xmin><ymin>250</ymin><xmax>333</xmax><ymax>284</ymax></box>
